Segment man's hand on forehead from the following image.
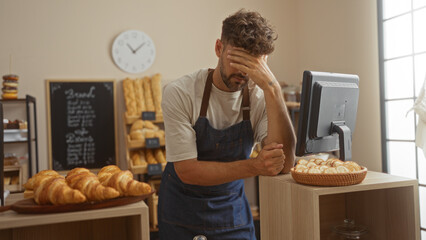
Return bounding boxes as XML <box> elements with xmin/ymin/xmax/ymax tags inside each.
<box><xmin>227</xmin><ymin>47</ymin><xmax>277</xmax><ymax>90</ymax></box>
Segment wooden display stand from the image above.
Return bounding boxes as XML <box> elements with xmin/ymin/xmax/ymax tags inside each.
<box><xmin>0</xmin><ymin>194</ymin><xmax>149</xmax><ymax>240</ymax></box>
<box><xmin>259</xmin><ymin>171</ymin><xmax>420</xmax><ymax>240</ymax></box>
<box><xmin>123</xmin><ymin>115</ymin><xmax>166</xmax><ymax>175</ymax></box>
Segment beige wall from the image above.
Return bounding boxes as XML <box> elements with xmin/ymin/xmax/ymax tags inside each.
<box><xmin>294</xmin><ymin>0</ymin><xmax>382</xmax><ymax>171</ymax></box>
<box><xmin>0</xmin><ymin>0</ymin><xmax>381</xmax><ymax>172</ymax></box>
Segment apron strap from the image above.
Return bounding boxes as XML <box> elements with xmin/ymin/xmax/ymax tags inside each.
<box><xmin>199</xmin><ymin>69</ymin><xmax>250</xmax><ymax>120</ymax></box>
<box><xmin>199</xmin><ymin>69</ymin><xmax>214</xmax><ymax>117</ymax></box>
<box><xmin>241</xmin><ymin>84</ymin><xmax>250</xmax><ymax>121</ymax></box>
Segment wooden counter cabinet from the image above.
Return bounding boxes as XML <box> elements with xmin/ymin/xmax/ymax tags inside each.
<box><xmin>259</xmin><ymin>171</ymin><xmax>420</xmax><ymax>240</ymax></box>
<box><xmin>0</xmin><ymin>194</ymin><xmax>150</xmax><ymax>240</ymax></box>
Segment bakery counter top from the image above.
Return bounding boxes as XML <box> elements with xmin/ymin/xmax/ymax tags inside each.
<box><xmin>0</xmin><ymin>193</ymin><xmax>149</xmax><ymax>240</ymax></box>
<box><xmin>259</xmin><ymin>171</ymin><xmax>420</xmax><ymax>240</ymax></box>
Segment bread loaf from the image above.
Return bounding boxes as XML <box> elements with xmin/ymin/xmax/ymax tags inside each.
<box><xmin>130</xmin><ymin>119</ymin><xmax>144</xmax><ymax>132</ymax></box>
<box><xmin>130</xmin><ymin>130</ymin><xmax>145</xmax><ymax>141</ymax></box>
<box><xmin>154</xmin><ymin>149</ymin><xmax>166</xmax><ymax>163</ymax></box>
<box><xmin>145</xmin><ymin>149</ymin><xmax>157</xmax><ymax>164</ymax></box>
<box><xmin>134</xmin><ymin>78</ymin><xmax>146</xmax><ymax>114</ymax></box>
<box><xmin>131</xmin><ymin>151</ymin><xmax>147</xmax><ymax>167</ymax></box>
<box><xmin>123</xmin><ymin>78</ymin><xmax>137</xmax><ymax>116</ymax></box>
<box><xmin>143</xmin><ymin>77</ymin><xmax>155</xmax><ymax>112</ymax></box>
<box><xmin>151</xmin><ymin>73</ymin><xmax>162</xmax><ymax>115</ymax></box>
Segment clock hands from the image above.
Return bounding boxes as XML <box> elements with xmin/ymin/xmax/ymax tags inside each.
<box><xmin>126</xmin><ymin>43</ymin><xmax>135</xmax><ymax>53</ymax></box>
<box><xmin>133</xmin><ymin>42</ymin><xmax>146</xmax><ymax>53</ymax></box>
<box><xmin>126</xmin><ymin>42</ymin><xmax>146</xmax><ymax>54</ymax></box>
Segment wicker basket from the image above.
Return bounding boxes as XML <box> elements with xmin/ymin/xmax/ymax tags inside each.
<box><xmin>291</xmin><ymin>167</ymin><xmax>368</xmax><ymax>186</ymax></box>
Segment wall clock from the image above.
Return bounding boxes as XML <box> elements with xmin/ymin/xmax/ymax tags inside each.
<box><xmin>111</xmin><ymin>30</ymin><xmax>156</xmax><ymax>73</ymax></box>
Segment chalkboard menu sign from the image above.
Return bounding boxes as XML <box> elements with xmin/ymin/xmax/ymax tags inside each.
<box><xmin>46</xmin><ymin>80</ymin><xmax>117</xmax><ymax>171</ymax></box>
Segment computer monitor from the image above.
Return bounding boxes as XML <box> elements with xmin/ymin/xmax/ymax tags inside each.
<box><xmin>295</xmin><ymin>71</ymin><xmax>359</xmax><ymax>161</ymax></box>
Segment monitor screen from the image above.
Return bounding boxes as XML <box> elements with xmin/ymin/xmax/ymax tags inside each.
<box><xmin>296</xmin><ymin>71</ymin><xmax>359</xmax><ymax>161</ymax></box>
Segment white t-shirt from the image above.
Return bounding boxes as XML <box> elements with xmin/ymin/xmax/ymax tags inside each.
<box><xmin>162</xmin><ymin>68</ymin><xmax>268</xmax><ymax>162</ymax></box>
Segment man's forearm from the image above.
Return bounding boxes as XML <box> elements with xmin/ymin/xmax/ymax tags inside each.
<box><xmin>263</xmin><ymin>82</ymin><xmax>296</xmax><ymax>173</ymax></box>
<box><xmin>174</xmin><ymin>158</ymin><xmax>257</xmax><ymax>186</ymax></box>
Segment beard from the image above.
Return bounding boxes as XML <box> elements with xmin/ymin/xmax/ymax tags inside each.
<box><xmin>219</xmin><ymin>59</ymin><xmax>249</xmax><ymax>91</ymax></box>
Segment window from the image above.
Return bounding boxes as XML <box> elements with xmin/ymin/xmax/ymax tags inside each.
<box><xmin>378</xmin><ymin>0</ymin><xmax>426</xmax><ymax>237</ymax></box>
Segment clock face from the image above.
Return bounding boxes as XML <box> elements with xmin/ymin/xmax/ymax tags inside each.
<box><xmin>112</xmin><ymin>30</ymin><xmax>156</xmax><ymax>73</ymax></box>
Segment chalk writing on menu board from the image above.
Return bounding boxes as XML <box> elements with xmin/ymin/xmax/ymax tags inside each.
<box><xmin>49</xmin><ymin>81</ymin><xmax>116</xmax><ymax>171</ymax></box>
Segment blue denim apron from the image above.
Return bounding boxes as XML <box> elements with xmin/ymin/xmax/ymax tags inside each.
<box><xmin>158</xmin><ymin>69</ymin><xmax>256</xmax><ymax>240</ymax></box>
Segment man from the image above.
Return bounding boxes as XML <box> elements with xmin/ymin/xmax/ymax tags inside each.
<box><xmin>158</xmin><ymin>9</ymin><xmax>296</xmax><ymax>240</ymax></box>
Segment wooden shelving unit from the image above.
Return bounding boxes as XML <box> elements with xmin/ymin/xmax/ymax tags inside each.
<box><xmin>123</xmin><ymin>113</ymin><xmax>165</xmax><ymax>232</ymax></box>
<box><xmin>259</xmin><ymin>171</ymin><xmax>420</xmax><ymax>240</ymax></box>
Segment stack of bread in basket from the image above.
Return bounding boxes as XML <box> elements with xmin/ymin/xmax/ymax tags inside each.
<box><xmin>291</xmin><ymin>158</ymin><xmax>367</xmax><ymax>186</ymax></box>
<box><xmin>23</xmin><ymin>165</ymin><xmax>152</xmax><ymax>205</ymax></box>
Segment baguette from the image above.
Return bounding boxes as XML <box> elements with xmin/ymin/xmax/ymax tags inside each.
<box><xmin>151</xmin><ymin>73</ymin><xmax>163</xmax><ymax>115</ymax></box>
<box><xmin>123</xmin><ymin>78</ymin><xmax>137</xmax><ymax>116</ymax></box>
<box><xmin>143</xmin><ymin>77</ymin><xmax>155</xmax><ymax>112</ymax></box>
<box><xmin>134</xmin><ymin>78</ymin><xmax>146</xmax><ymax>114</ymax></box>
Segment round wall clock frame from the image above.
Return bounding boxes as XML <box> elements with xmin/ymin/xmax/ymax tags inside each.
<box><xmin>111</xmin><ymin>30</ymin><xmax>156</xmax><ymax>73</ymax></box>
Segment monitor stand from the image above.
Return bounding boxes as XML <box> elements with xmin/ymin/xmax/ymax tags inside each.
<box><xmin>332</xmin><ymin>121</ymin><xmax>352</xmax><ymax>161</ymax></box>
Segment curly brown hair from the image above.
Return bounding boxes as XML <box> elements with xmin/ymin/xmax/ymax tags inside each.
<box><xmin>221</xmin><ymin>9</ymin><xmax>277</xmax><ymax>56</ymax></box>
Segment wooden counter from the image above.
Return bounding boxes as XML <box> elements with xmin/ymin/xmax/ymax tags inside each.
<box><xmin>0</xmin><ymin>193</ymin><xmax>149</xmax><ymax>240</ymax></box>
<box><xmin>259</xmin><ymin>171</ymin><xmax>420</xmax><ymax>240</ymax></box>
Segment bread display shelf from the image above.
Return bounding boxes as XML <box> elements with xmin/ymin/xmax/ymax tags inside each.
<box><xmin>125</xmin><ymin>113</ymin><xmax>163</xmax><ymax>125</ymax></box>
<box><xmin>126</xmin><ymin>135</ymin><xmax>165</xmax><ymax>149</ymax></box>
<box><xmin>128</xmin><ymin>162</ymin><xmax>166</xmax><ymax>175</ymax></box>
<box><xmin>291</xmin><ymin>167</ymin><xmax>367</xmax><ymax>186</ymax></box>
<box><xmin>4</xmin><ymin>165</ymin><xmax>21</xmax><ymax>172</ymax></box>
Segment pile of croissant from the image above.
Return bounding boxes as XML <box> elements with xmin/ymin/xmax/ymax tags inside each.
<box><xmin>23</xmin><ymin>165</ymin><xmax>152</xmax><ymax>205</ymax></box>
<box><xmin>292</xmin><ymin>158</ymin><xmax>363</xmax><ymax>174</ymax></box>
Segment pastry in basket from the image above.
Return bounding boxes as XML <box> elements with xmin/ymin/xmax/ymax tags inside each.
<box><xmin>66</xmin><ymin>168</ymin><xmax>120</xmax><ymax>202</ymax></box>
<box><xmin>97</xmin><ymin>165</ymin><xmax>152</xmax><ymax>196</ymax></box>
<box><xmin>23</xmin><ymin>169</ymin><xmax>62</xmax><ymax>198</ymax></box>
<box><xmin>293</xmin><ymin>158</ymin><xmax>362</xmax><ymax>174</ymax></box>
<box><xmin>33</xmin><ymin>175</ymin><xmax>87</xmax><ymax>205</ymax></box>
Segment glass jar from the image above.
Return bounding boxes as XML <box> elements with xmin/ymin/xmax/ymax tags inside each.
<box><xmin>328</xmin><ymin>219</ymin><xmax>369</xmax><ymax>240</ymax></box>
<box><xmin>282</xmin><ymin>85</ymin><xmax>298</xmax><ymax>102</ymax></box>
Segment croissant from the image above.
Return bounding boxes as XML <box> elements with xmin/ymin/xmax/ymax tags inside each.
<box><xmin>66</xmin><ymin>168</ymin><xmax>120</xmax><ymax>201</ymax></box>
<box><xmin>98</xmin><ymin>165</ymin><xmax>152</xmax><ymax>196</ymax></box>
<box><xmin>33</xmin><ymin>176</ymin><xmax>87</xmax><ymax>205</ymax></box>
<box><xmin>24</xmin><ymin>169</ymin><xmax>61</xmax><ymax>190</ymax></box>
<box><xmin>23</xmin><ymin>169</ymin><xmax>62</xmax><ymax>199</ymax></box>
